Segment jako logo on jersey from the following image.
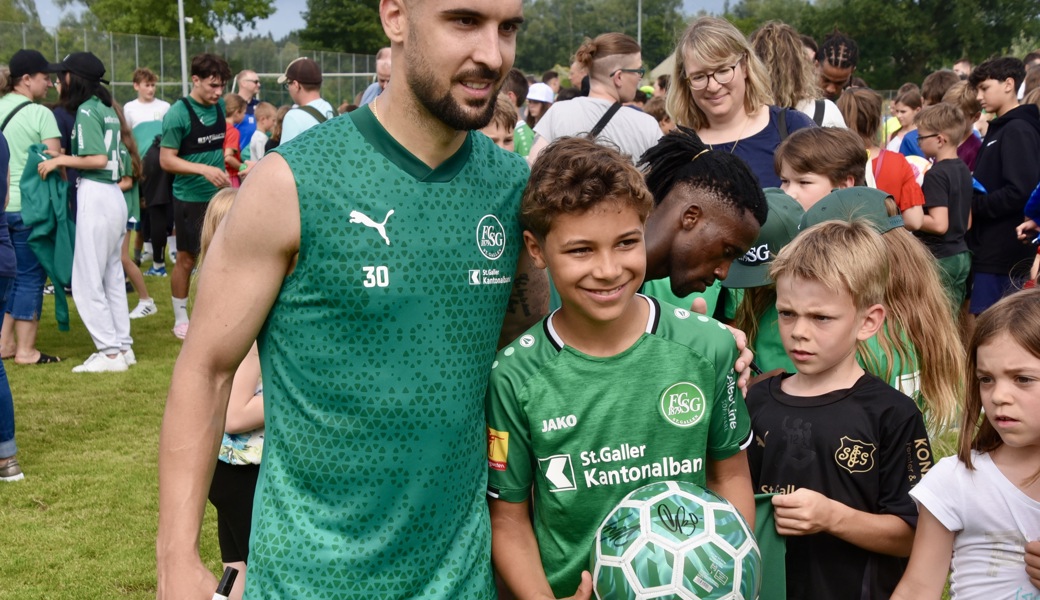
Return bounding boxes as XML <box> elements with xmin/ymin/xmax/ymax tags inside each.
<box><xmin>487</xmin><ymin>427</ymin><xmax>509</xmax><ymax>471</ymax></box>
<box><xmin>674</xmin><ymin>308</ymin><xmax>690</xmax><ymax>319</ymax></box>
<box><xmin>659</xmin><ymin>382</ymin><xmax>707</xmax><ymax>428</ymax></box>
<box><xmin>834</xmin><ymin>436</ymin><xmax>876</xmax><ymax>474</ymax></box>
<box><xmin>538</xmin><ymin>455</ymin><xmax>577</xmax><ymax>492</ymax></box>
<box><xmin>519</xmin><ymin>334</ymin><xmax>536</xmax><ymax>347</ymax></box>
<box><xmin>350</xmin><ymin>209</ymin><xmax>394</xmax><ymax>245</ymax></box>
<box><xmin>739</xmin><ymin>243</ymin><xmax>771</xmax><ymax>266</ymax></box>
<box><xmin>541</xmin><ymin>414</ymin><xmax>577</xmax><ymax>432</ymax></box>
<box><xmin>476</xmin><ymin>215</ymin><xmax>506</xmax><ymax>260</ymax></box>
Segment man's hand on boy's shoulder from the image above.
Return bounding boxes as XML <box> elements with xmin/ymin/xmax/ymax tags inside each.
<box><xmin>689</xmin><ymin>297</ymin><xmax>754</xmax><ymax>395</ymax></box>
<box><xmin>771</xmin><ymin>488</ymin><xmax>836</xmax><ymax>536</ymax></box>
<box><xmin>1026</xmin><ymin>539</ymin><xmax>1040</xmax><ymax>589</ymax></box>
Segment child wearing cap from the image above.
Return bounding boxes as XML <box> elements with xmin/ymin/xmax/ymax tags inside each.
<box><xmin>524</xmin><ymin>81</ymin><xmax>553</xmax><ymax>130</ymax></box>
<box><xmin>38</xmin><ymin>52</ymin><xmax>135</xmax><ymax>373</ymax></box>
<box><xmin>722</xmin><ymin>189</ymin><xmax>804</xmax><ymax>375</ymax></box>
<box><xmin>746</xmin><ymin>218</ymin><xmax>933</xmax><ymax>600</ymax></box>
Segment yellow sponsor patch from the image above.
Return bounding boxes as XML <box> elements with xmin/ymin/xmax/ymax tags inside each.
<box><xmin>487</xmin><ymin>426</ymin><xmax>509</xmax><ymax>471</ymax></box>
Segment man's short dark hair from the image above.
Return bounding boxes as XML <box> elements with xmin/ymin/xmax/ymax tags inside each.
<box><xmin>541</xmin><ymin>70</ymin><xmax>558</xmax><ymax>83</ymax></box>
<box><xmin>501</xmin><ymin>68</ymin><xmax>529</xmax><ymax>109</ymax></box>
<box><xmin>818</xmin><ymin>30</ymin><xmax>858</xmax><ymax>69</ymax></box>
<box><xmin>190</xmin><ymin>53</ymin><xmax>232</xmax><ymax>83</ymax></box>
<box><xmin>969</xmin><ymin>56</ymin><xmax>1027</xmax><ymax>90</ymax></box>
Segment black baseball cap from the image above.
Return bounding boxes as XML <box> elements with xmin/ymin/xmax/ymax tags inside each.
<box><xmin>54</xmin><ymin>52</ymin><xmax>109</xmax><ymax>85</ymax></box>
<box><xmin>9</xmin><ymin>49</ymin><xmax>60</xmax><ymax>79</ymax></box>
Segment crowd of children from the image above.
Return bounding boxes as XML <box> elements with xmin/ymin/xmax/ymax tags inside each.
<box><xmin>4</xmin><ymin>12</ymin><xmax>1040</xmax><ymax>600</ymax></box>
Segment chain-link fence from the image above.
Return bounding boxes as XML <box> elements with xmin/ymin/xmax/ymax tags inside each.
<box><xmin>1</xmin><ymin>20</ymin><xmax>377</xmax><ymax>108</ymax></box>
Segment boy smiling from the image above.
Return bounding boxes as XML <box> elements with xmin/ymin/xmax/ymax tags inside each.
<box><xmin>487</xmin><ymin>137</ymin><xmax>755</xmax><ymax>599</ymax></box>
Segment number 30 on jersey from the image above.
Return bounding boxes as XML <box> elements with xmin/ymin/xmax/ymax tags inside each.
<box><xmin>362</xmin><ymin>266</ymin><xmax>390</xmax><ymax>288</ymax></box>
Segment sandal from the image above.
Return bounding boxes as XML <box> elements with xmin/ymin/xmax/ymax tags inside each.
<box><xmin>32</xmin><ymin>353</ymin><xmax>62</xmax><ymax>364</ymax></box>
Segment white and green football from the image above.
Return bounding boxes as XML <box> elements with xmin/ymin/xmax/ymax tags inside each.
<box><xmin>591</xmin><ymin>480</ymin><xmax>761</xmax><ymax>600</ymax></box>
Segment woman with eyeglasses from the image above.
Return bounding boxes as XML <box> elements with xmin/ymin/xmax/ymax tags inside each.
<box><xmin>526</xmin><ymin>32</ymin><xmax>662</xmax><ymax>166</ymax></box>
<box><xmin>667</xmin><ymin>16</ymin><xmax>815</xmax><ymax>187</ymax></box>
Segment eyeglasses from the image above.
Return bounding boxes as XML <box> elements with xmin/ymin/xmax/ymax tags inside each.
<box><xmin>244</xmin><ymin>79</ymin><xmax>260</xmax><ymax>84</ymax></box>
<box><xmin>917</xmin><ymin>133</ymin><xmax>940</xmax><ymax>141</ymax></box>
<box><xmin>614</xmin><ymin>67</ymin><xmax>645</xmax><ymax>77</ymax></box>
<box><xmin>281</xmin><ymin>81</ymin><xmax>292</xmax><ymax>90</ymax></box>
<box><xmin>685</xmin><ymin>61</ymin><xmax>741</xmax><ymax>90</ymax></box>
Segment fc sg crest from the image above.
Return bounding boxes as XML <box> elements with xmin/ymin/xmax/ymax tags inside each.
<box><xmin>834</xmin><ymin>436</ymin><xmax>876</xmax><ymax>474</ymax></box>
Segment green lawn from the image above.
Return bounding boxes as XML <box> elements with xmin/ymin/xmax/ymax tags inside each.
<box><xmin>0</xmin><ymin>273</ymin><xmax>222</xmax><ymax>599</ymax></box>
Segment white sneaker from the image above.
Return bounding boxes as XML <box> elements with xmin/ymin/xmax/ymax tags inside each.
<box><xmin>122</xmin><ymin>348</ymin><xmax>136</xmax><ymax>366</ymax></box>
<box><xmin>129</xmin><ymin>299</ymin><xmax>158</xmax><ymax>319</ymax></box>
<box><xmin>72</xmin><ymin>352</ymin><xmax>128</xmax><ymax>373</ymax></box>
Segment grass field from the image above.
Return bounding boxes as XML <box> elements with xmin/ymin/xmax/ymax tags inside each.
<box><xmin>0</xmin><ymin>273</ymin><xmax>222</xmax><ymax>599</ymax></box>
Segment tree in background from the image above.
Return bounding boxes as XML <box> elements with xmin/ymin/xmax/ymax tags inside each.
<box><xmin>299</xmin><ymin>0</ymin><xmax>386</xmax><ymax>54</ymax></box>
<box><xmin>727</xmin><ymin>0</ymin><xmax>1040</xmax><ymax>89</ymax></box>
<box><xmin>53</xmin><ymin>0</ymin><xmax>275</xmax><ymax>39</ymax></box>
<box><xmin>514</xmin><ymin>0</ymin><xmax>684</xmax><ymax>77</ymax></box>
<box><xmin>1</xmin><ymin>0</ymin><xmax>38</xmax><ymax>23</ymax></box>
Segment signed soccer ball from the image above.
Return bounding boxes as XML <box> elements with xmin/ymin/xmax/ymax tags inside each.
<box><xmin>591</xmin><ymin>480</ymin><xmax>761</xmax><ymax>600</ymax></box>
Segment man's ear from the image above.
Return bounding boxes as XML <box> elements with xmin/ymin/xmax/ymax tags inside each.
<box><xmin>381</xmin><ymin>0</ymin><xmax>407</xmax><ymax>44</ymax></box>
<box><xmin>856</xmin><ymin>303</ymin><xmax>886</xmax><ymax>341</ymax></box>
<box><xmin>523</xmin><ymin>231</ymin><xmax>548</xmax><ymax>270</ymax></box>
<box><xmin>679</xmin><ymin>203</ymin><xmax>703</xmax><ymax>232</ymax></box>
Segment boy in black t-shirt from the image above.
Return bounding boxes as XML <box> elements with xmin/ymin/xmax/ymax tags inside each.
<box><xmin>913</xmin><ymin>103</ymin><xmax>973</xmax><ymax>312</ymax></box>
<box><xmin>746</xmin><ymin>220</ymin><xmax>933</xmax><ymax>600</ymax></box>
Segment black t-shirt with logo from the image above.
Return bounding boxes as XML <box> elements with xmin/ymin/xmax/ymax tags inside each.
<box><xmin>746</xmin><ymin>373</ymin><xmax>932</xmax><ymax>600</ymax></box>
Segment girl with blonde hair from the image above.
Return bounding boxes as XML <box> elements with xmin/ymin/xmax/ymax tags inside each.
<box><xmin>749</xmin><ymin>21</ymin><xmax>846</xmax><ymax>127</ymax></box>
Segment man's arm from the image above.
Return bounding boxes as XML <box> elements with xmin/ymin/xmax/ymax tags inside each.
<box><xmin>526</xmin><ymin>136</ymin><xmax>549</xmax><ymax>167</ymax></box>
<box><xmin>771</xmin><ymin>488</ymin><xmax>915</xmax><ymax>556</ymax></box>
<box><xmin>706</xmin><ymin>451</ymin><xmax>755</xmax><ymax>528</ymax></box>
<box><xmin>159</xmin><ymin>146</ymin><xmax>230</xmax><ymax>188</ymax></box>
<box><xmin>498</xmin><ymin>248</ymin><xmax>548</xmax><ymax>349</ymax></box>
<box><xmin>489</xmin><ymin>498</ymin><xmax>592</xmax><ymax>600</ymax></box>
<box><xmin>155</xmin><ymin>154</ymin><xmax>299</xmax><ymax>600</ymax></box>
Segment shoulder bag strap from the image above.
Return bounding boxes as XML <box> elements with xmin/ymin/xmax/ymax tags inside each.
<box><xmin>0</xmin><ymin>100</ymin><xmax>33</xmax><ymax>132</ymax></box>
<box><xmin>294</xmin><ymin>105</ymin><xmax>328</xmax><ymax>124</ymax></box>
<box><xmin>812</xmin><ymin>99</ymin><xmax>826</xmax><ymax>126</ymax></box>
<box><xmin>587</xmin><ymin>102</ymin><xmax>622</xmax><ymax>139</ymax></box>
<box><xmin>777</xmin><ymin>107</ymin><xmax>789</xmax><ymax>141</ymax></box>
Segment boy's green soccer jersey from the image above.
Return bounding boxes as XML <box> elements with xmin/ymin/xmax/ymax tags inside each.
<box><xmin>252</xmin><ymin>106</ymin><xmax>528</xmax><ymax>600</ymax></box>
<box><xmin>72</xmin><ymin>96</ymin><xmax>120</xmax><ymax>183</ymax></box>
<box><xmin>160</xmin><ymin>96</ymin><xmax>225</xmax><ymax>202</ymax></box>
<box><xmin>486</xmin><ymin>295</ymin><xmax>752</xmax><ymax>597</ymax></box>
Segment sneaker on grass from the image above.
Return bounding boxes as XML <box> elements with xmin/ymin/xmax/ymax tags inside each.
<box><xmin>145</xmin><ymin>265</ymin><xmax>167</xmax><ymax>277</ymax></box>
<box><xmin>72</xmin><ymin>352</ymin><xmax>128</xmax><ymax>373</ymax></box>
<box><xmin>122</xmin><ymin>348</ymin><xmax>136</xmax><ymax>366</ymax></box>
<box><xmin>129</xmin><ymin>299</ymin><xmax>158</xmax><ymax>319</ymax></box>
<box><xmin>0</xmin><ymin>456</ymin><xmax>24</xmax><ymax>482</ymax></box>
<box><xmin>172</xmin><ymin>322</ymin><xmax>189</xmax><ymax>340</ymax></box>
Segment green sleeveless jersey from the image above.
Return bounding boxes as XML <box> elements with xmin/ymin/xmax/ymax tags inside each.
<box><xmin>251</xmin><ymin>106</ymin><xmax>528</xmax><ymax>600</ymax></box>
<box><xmin>486</xmin><ymin>296</ymin><xmax>752</xmax><ymax>597</ymax></box>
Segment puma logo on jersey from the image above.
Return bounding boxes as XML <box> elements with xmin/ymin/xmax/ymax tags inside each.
<box><xmin>80</xmin><ymin>109</ymin><xmax>91</xmax><ymax>117</ymax></box>
<box><xmin>350</xmin><ymin>209</ymin><xmax>394</xmax><ymax>245</ymax></box>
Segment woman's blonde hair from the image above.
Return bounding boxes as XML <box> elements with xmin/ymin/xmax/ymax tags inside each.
<box><xmin>859</xmin><ymin>228</ymin><xmax>964</xmax><ymax>436</ymax></box>
<box><xmin>668</xmin><ymin>16</ymin><xmax>774</xmax><ymax>131</ymax></box>
<box><xmin>959</xmin><ymin>288</ymin><xmax>1040</xmax><ymax>483</ymax></box>
<box><xmin>749</xmin><ymin>21</ymin><xmax>820</xmax><ymax>108</ymax></box>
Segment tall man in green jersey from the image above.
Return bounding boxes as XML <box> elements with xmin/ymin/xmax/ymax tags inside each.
<box><xmin>156</xmin><ymin>1</ymin><xmax>544</xmax><ymax>599</ymax></box>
